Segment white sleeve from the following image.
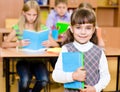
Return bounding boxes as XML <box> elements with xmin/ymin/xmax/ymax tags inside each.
<box><xmin>94</xmin><ymin>51</ymin><xmax>110</xmax><ymax>92</ymax></box>
<box><xmin>52</xmin><ymin>46</ymin><xmax>74</xmax><ymax>83</ymax></box>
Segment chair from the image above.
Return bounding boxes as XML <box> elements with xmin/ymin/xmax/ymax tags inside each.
<box><xmin>2</xmin><ymin>18</ymin><xmax>18</xmax><ymax>77</ymax></box>
<box><xmin>5</xmin><ymin>18</ymin><xmax>18</xmax><ymax>29</ymax></box>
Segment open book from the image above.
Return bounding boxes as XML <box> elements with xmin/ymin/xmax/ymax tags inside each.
<box><xmin>62</xmin><ymin>52</ymin><xmax>84</xmax><ymax>89</ymax></box>
<box><xmin>22</xmin><ymin>30</ymin><xmax>49</xmax><ymax>51</ymax></box>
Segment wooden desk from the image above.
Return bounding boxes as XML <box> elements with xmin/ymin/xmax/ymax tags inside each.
<box><xmin>105</xmin><ymin>48</ymin><xmax>120</xmax><ymax>91</ymax></box>
<box><xmin>1</xmin><ymin>48</ymin><xmax>58</xmax><ymax>92</ymax></box>
<box><xmin>1</xmin><ymin>47</ymin><xmax>120</xmax><ymax>92</ymax></box>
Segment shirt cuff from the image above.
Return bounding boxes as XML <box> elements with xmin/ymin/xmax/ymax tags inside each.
<box><xmin>94</xmin><ymin>85</ymin><xmax>102</xmax><ymax>92</ymax></box>
<box><xmin>66</xmin><ymin>72</ymin><xmax>74</xmax><ymax>82</ymax></box>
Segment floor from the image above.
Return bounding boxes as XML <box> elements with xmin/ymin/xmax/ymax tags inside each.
<box><xmin>0</xmin><ymin>61</ymin><xmax>64</xmax><ymax>92</ymax></box>
<box><xmin>0</xmin><ymin>60</ymin><xmax>119</xmax><ymax>92</ymax></box>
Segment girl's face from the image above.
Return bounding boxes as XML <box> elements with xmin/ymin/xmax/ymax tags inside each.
<box><xmin>71</xmin><ymin>23</ymin><xmax>95</xmax><ymax>44</ymax></box>
<box><xmin>55</xmin><ymin>3</ymin><xmax>67</xmax><ymax>17</ymax></box>
<box><xmin>23</xmin><ymin>8</ymin><xmax>38</xmax><ymax>24</ymax></box>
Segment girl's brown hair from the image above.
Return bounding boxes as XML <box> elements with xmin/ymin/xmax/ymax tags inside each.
<box><xmin>18</xmin><ymin>0</ymin><xmax>41</xmax><ymax>33</ymax></box>
<box><xmin>62</xmin><ymin>8</ymin><xmax>98</xmax><ymax>45</ymax></box>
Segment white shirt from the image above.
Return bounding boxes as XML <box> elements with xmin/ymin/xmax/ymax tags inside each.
<box><xmin>52</xmin><ymin>41</ymin><xmax>110</xmax><ymax>92</ymax></box>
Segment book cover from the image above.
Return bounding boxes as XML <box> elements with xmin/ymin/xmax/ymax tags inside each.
<box><xmin>22</xmin><ymin>29</ymin><xmax>49</xmax><ymax>51</ymax></box>
<box><xmin>51</xmin><ymin>29</ymin><xmax>58</xmax><ymax>40</ymax></box>
<box><xmin>62</xmin><ymin>52</ymin><xmax>84</xmax><ymax>89</ymax></box>
<box><xmin>47</xmin><ymin>47</ymin><xmax>61</xmax><ymax>54</ymax></box>
<box><xmin>56</xmin><ymin>22</ymin><xmax>70</xmax><ymax>34</ymax></box>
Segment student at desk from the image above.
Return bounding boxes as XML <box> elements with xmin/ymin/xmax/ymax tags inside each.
<box><xmin>52</xmin><ymin>8</ymin><xmax>110</xmax><ymax>92</ymax></box>
<box><xmin>2</xmin><ymin>1</ymin><xmax>50</xmax><ymax>92</ymax></box>
<box><xmin>44</xmin><ymin>0</ymin><xmax>71</xmax><ymax>68</ymax></box>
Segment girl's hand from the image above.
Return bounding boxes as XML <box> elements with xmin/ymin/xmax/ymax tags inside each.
<box><xmin>80</xmin><ymin>85</ymin><xmax>96</xmax><ymax>92</ymax></box>
<box><xmin>18</xmin><ymin>39</ymin><xmax>30</xmax><ymax>47</ymax></box>
<box><xmin>72</xmin><ymin>67</ymin><xmax>86</xmax><ymax>81</ymax></box>
<box><xmin>42</xmin><ymin>34</ymin><xmax>59</xmax><ymax>47</ymax></box>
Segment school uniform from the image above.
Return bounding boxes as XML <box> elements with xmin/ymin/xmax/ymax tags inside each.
<box><xmin>52</xmin><ymin>41</ymin><xmax>110</xmax><ymax>92</ymax></box>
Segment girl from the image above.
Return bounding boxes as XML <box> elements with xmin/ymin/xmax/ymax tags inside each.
<box><xmin>2</xmin><ymin>0</ymin><xmax>49</xmax><ymax>92</ymax></box>
<box><xmin>78</xmin><ymin>2</ymin><xmax>105</xmax><ymax>48</ymax></box>
<box><xmin>52</xmin><ymin>8</ymin><xmax>110</xmax><ymax>92</ymax></box>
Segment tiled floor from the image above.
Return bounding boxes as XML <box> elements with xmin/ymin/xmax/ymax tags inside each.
<box><xmin>0</xmin><ymin>61</ymin><xmax>64</xmax><ymax>92</ymax></box>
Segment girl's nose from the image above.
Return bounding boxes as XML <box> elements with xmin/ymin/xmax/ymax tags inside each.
<box><xmin>80</xmin><ymin>28</ymin><xmax>86</xmax><ymax>34</ymax></box>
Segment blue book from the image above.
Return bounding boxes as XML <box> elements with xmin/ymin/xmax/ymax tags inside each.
<box><xmin>22</xmin><ymin>29</ymin><xmax>49</xmax><ymax>51</ymax></box>
<box><xmin>51</xmin><ymin>29</ymin><xmax>58</xmax><ymax>40</ymax></box>
<box><xmin>62</xmin><ymin>52</ymin><xmax>84</xmax><ymax>89</ymax></box>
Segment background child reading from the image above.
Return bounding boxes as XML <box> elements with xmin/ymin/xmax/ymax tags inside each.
<box><xmin>45</xmin><ymin>0</ymin><xmax>70</xmax><ymax>47</ymax></box>
<box><xmin>52</xmin><ymin>8</ymin><xmax>110</xmax><ymax>92</ymax></box>
<box><xmin>2</xmin><ymin>0</ymin><xmax>49</xmax><ymax>92</ymax></box>
<box><xmin>43</xmin><ymin>0</ymin><xmax>71</xmax><ymax>68</ymax></box>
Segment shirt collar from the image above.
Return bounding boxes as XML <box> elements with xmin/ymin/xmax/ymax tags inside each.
<box><xmin>73</xmin><ymin>41</ymin><xmax>94</xmax><ymax>52</ymax></box>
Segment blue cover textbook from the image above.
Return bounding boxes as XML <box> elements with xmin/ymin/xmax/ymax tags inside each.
<box><xmin>62</xmin><ymin>52</ymin><xmax>84</xmax><ymax>89</ymax></box>
<box><xmin>22</xmin><ymin>30</ymin><xmax>49</xmax><ymax>51</ymax></box>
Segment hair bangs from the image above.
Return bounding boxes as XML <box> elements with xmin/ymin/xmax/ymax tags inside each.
<box><xmin>71</xmin><ymin>9</ymin><xmax>96</xmax><ymax>26</ymax></box>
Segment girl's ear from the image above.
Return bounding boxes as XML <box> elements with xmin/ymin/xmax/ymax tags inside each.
<box><xmin>22</xmin><ymin>11</ymin><xmax>25</xmax><ymax>16</ymax></box>
<box><xmin>69</xmin><ymin>26</ymin><xmax>73</xmax><ymax>33</ymax></box>
<box><xmin>92</xmin><ymin>27</ymin><xmax>96</xmax><ymax>34</ymax></box>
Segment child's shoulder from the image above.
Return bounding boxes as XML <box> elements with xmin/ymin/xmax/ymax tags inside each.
<box><xmin>12</xmin><ymin>24</ymin><xmax>19</xmax><ymax>30</ymax></box>
<box><xmin>62</xmin><ymin>42</ymin><xmax>74</xmax><ymax>49</ymax></box>
<box><xmin>93</xmin><ymin>44</ymin><xmax>103</xmax><ymax>51</ymax></box>
<box><xmin>48</xmin><ymin>10</ymin><xmax>56</xmax><ymax>16</ymax></box>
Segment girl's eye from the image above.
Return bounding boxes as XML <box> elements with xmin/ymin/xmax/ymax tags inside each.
<box><xmin>76</xmin><ymin>26</ymin><xmax>81</xmax><ymax>29</ymax></box>
<box><xmin>33</xmin><ymin>14</ymin><xmax>37</xmax><ymax>16</ymax></box>
<box><xmin>27</xmin><ymin>13</ymin><xmax>30</xmax><ymax>16</ymax></box>
<box><xmin>86</xmin><ymin>27</ymin><xmax>93</xmax><ymax>30</ymax></box>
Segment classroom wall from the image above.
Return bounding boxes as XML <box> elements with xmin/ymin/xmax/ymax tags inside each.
<box><xmin>101</xmin><ymin>27</ymin><xmax>120</xmax><ymax>91</ymax></box>
<box><xmin>0</xmin><ymin>0</ymin><xmax>23</xmax><ymax>28</ymax></box>
<box><xmin>101</xmin><ymin>27</ymin><xmax>120</xmax><ymax>48</ymax></box>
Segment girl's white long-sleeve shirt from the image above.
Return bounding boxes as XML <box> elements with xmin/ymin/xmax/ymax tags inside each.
<box><xmin>52</xmin><ymin>41</ymin><xmax>110</xmax><ymax>92</ymax></box>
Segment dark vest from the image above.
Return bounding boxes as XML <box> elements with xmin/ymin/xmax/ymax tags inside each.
<box><xmin>64</xmin><ymin>42</ymin><xmax>102</xmax><ymax>92</ymax></box>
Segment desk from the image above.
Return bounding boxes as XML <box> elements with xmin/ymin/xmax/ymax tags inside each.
<box><xmin>1</xmin><ymin>48</ymin><xmax>58</xmax><ymax>92</ymax></box>
<box><xmin>105</xmin><ymin>48</ymin><xmax>120</xmax><ymax>92</ymax></box>
<box><xmin>1</xmin><ymin>47</ymin><xmax>120</xmax><ymax>92</ymax></box>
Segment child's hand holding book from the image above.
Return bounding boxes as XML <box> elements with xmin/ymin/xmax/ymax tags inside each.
<box><xmin>80</xmin><ymin>85</ymin><xmax>96</xmax><ymax>92</ymax></box>
<box><xmin>42</xmin><ymin>34</ymin><xmax>59</xmax><ymax>47</ymax></box>
<box><xmin>17</xmin><ymin>39</ymin><xmax>30</xmax><ymax>47</ymax></box>
<box><xmin>72</xmin><ymin>67</ymin><xmax>86</xmax><ymax>82</ymax></box>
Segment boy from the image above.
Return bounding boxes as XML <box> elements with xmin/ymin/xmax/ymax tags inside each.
<box><xmin>46</xmin><ymin>0</ymin><xmax>70</xmax><ymax>30</ymax></box>
<box><xmin>43</xmin><ymin>0</ymin><xmax>71</xmax><ymax>68</ymax></box>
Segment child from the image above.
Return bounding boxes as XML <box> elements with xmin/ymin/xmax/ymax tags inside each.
<box><xmin>43</xmin><ymin>0</ymin><xmax>71</xmax><ymax>68</ymax></box>
<box><xmin>44</xmin><ymin>0</ymin><xmax>70</xmax><ymax>47</ymax></box>
<box><xmin>52</xmin><ymin>8</ymin><xmax>110</xmax><ymax>92</ymax></box>
<box><xmin>46</xmin><ymin>0</ymin><xmax>70</xmax><ymax>30</ymax></box>
<box><xmin>78</xmin><ymin>2</ymin><xmax>105</xmax><ymax>48</ymax></box>
<box><xmin>2</xmin><ymin>1</ymin><xmax>49</xmax><ymax>92</ymax></box>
